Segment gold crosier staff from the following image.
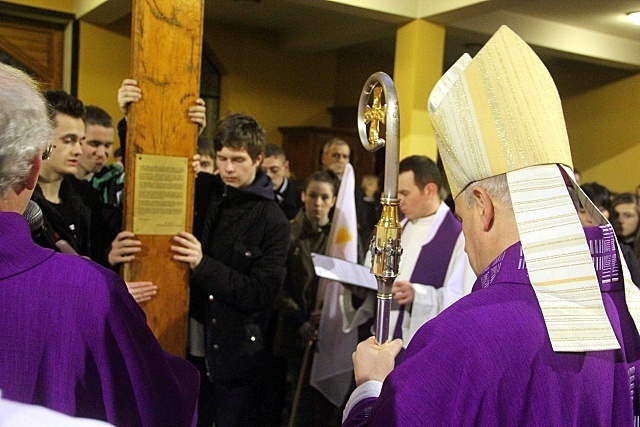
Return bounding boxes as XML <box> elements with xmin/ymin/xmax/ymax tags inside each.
<box><xmin>288</xmin><ymin>72</ymin><xmax>402</xmax><ymax>427</ymax></box>
<box><xmin>358</xmin><ymin>71</ymin><xmax>402</xmax><ymax>344</ymax></box>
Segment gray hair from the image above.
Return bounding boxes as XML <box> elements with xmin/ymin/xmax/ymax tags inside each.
<box><xmin>322</xmin><ymin>137</ymin><xmax>349</xmax><ymax>155</ymax></box>
<box><xmin>0</xmin><ymin>64</ymin><xmax>52</xmax><ymax>198</ymax></box>
<box><xmin>459</xmin><ymin>173</ymin><xmax>512</xmax><ymax>208</ymax></box>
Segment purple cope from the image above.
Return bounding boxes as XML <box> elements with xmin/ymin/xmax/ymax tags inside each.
<box><xmin>0</xmin><ymin>212</ymin><xmax>200</xmax><ymax>426</ymax></box>
<box><xmin>343</xmin><ymin>224</ymin><xmax>640</xmax><ymax>426</ymax></box>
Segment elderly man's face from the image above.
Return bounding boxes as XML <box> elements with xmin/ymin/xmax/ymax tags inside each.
<box><xmin>322</xmin><ymin>144</ymin><xmax>350</xmax><ymax>178</ymax></box>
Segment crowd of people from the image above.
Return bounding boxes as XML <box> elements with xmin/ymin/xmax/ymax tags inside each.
<box><xmin>1</xmin><ymin>24</ymin><xmax>640</xmax><ymax>427</ymax></box>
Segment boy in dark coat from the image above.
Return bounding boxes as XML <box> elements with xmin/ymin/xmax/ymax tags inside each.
<box><xmin>172</xmin><ymin>113</ymin><xmax>290</xmax><ymax>427</ymax></box>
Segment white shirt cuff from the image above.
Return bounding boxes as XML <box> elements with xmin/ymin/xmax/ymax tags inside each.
<box><xmin>342</xmin><ymin>380</ymin><xmax>383</xmax><ymax>422</ymax></box>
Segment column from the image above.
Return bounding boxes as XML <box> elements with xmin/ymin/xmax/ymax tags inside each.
<box><xmin>393</xmin><ymin>19</ymin><xmax>445</xmax><ymax>161</ymax></box>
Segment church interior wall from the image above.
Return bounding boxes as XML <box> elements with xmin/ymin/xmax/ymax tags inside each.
<box><xmin>4</xmin><ymin>0</ymin><xmax>73</xmax><ymax>13</ymax></box>
<box><xmin>333</xmin><ymin>47</ymin><xmax>394</xmax><ymax>108</ymax></box>
<box><xmin>563</xmin><ymin>72</ymin><xmax>640</xmax><ymax>193</ymax></box>
<box><xmin>76</xmin><ymin>21</ymin><xmax>130</xmax><ymax>129</ymax></box>
<box><xmin>578</xmin><ymin>144</ymin><xmax>640</xmax><ymax>194</ymax></box>
<box><xmin>202</xmin><ymin>21</ymin><xmax>337</xmax><ymax>147</ymax></box>
<box><xmin>3</xmin><ymin>0</ymin><xmax>640</xmax><ymax>192</ymax></box>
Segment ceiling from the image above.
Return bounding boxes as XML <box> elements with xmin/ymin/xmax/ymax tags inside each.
<box><xmin>86</xmin><ymin>0</ymin><xmax>640</xmax><ymax>97</ymax></box>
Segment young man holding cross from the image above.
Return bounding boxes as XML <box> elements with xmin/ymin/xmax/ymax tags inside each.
<box><xmin>171</xmin><ymin>113</ymin><xmax>290</xmax><ymax>427</ymax></box>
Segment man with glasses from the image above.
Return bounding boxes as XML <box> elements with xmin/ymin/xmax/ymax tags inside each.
<box><xmin>31</xmin><ymin>90</ymin><xmax>90</xmax><ymax>255</ymax></box>
<box><xmin>321</xmin><ymin>138</ymin><xmax>351</xmax><ymax>180</ymax></box>
<box><xmin>0</xmin><ymin>62</ymin><xmax>199</xmax><ymax>427</ymax></box>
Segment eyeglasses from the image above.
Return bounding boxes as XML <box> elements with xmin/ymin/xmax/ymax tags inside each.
<box><xmin>42</xmin><ymin>144</ymin><xmax>56</xmax><ymax>160</ymax></box>
<box><xmin>330</xmin><ymin>153</ymin><xmax>349</xmax><ymax>161</ymax></box>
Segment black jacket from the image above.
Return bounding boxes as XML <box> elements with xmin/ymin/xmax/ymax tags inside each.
<box><xmin>619</xmin><ymin>242</ymin><xmax>640</xmax><ymax>286</ymax></box>
<box><xmin>191</xmin><ymin>170</ymin><xmax>290</xmax><ymax>382</ymax></box>
<box><xmin>31</xmin><ymin>177</ymin><xmax>91</xmax><ymax>256</ymax></box>
<box><xmin>273</xmin><ymin>210</ymin><xmax>329</xmax><ymax>357</ymax></box>
<box><xmin>69</xmin><ymin>176</ymin><xmax>122</xmax><ymax>269</ymax></box>
<box><xmin>276</xmin><ymin>177</ymin><xmax>302</xmax><ymax>220</ymax></box>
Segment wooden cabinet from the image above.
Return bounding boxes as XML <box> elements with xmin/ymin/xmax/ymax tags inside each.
<box><xmin>279</xmin><ymin>126</ymin><xmax>376</xmax><ymax>185</ymax></box>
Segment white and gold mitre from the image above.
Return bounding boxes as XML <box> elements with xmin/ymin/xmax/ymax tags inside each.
<box><xmin>428</xmin><ymin>25</ymin><xmax>640</xmax><ymax>352</ymax></box>
<box><xmin>428</xmin><ymin>25</ymin><xmax>572</xmax><ymax>197</ymax></box>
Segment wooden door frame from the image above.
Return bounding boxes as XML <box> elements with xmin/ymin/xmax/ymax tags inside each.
<box><xmin>0</xmin><ymin>1</ymin><xmax>76</xmax><ymax>92</ymax></box>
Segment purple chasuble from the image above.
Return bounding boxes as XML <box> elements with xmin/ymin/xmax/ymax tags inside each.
<box><xmin>0</xmin><ymin>212</ymin><xmax>200</xmax><ymax>426</ymax></box>
<box><xmin>392</xmin><ymin>210</ymin><xmax>462</xmax><ymax>362</ymax></box>
<box><xmin>344</xmin><ymin>224</ymin><xmax>640</xmax><ymax>427</ymax></box>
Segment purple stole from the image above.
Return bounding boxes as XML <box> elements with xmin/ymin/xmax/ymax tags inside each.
<box><xmin>474</xmin><ymin>224</ymin><xmax>640</xmax><ymax>415</ymax></box>
<box><xmin>407</xmin><ymin>210</ymin><xmax>462</xmax><ymax>287</ymax></box>
<box><xmin>474</xmin><ymin>224</ymin><xmax>623</xmax><ymax>293</ymax></box>
<box><xmin>393</xmin><ymin>209</ymin><xmax>462</xmax><ymax>363</ymax></box>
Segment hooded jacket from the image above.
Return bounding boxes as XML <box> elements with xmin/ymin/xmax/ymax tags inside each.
<box><xmin>190</xmin><ymin>170</ymin><xmax>290</xmax><ymax>382</ymax></box>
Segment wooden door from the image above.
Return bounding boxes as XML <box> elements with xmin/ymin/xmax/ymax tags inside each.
<box><xmin>0</xmin><ymin>14</ymin><xmax>65</xmax><ymax>91</ymax></box>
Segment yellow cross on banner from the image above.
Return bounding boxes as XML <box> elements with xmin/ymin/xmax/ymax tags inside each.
<box><xmin>335</xmin><ymin>226</ymin><xmax>353</xmax><ymax>244</ymax></box>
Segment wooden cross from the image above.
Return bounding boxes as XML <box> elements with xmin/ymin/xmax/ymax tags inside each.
<box><xmin>123</xmin><ymin>0</ymin><xmax>204</xmax><ymax>356</ymax></box>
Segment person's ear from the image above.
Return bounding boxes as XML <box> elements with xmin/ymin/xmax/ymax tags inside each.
<box><xmin>330</xmin><ymin>195</ymin><xmax>337</xmax><ymax>208</ymax></box>
<box><xmin>472</xmin><ymin>187</ymin><xmax>495</xmax><ymax>232</ymax></box>
<box><xmin>284</xmin><ymin>160</ymin><xmax>290</xmax><ymax>173</ymax></box>
<box><xmin>321</xmin><ymin>153</ymin><xmax>329</xmax><ymax>168</ymax></box>
<box><xmin>254</xmin><ymin>153</ymin><xmax>263</xmax><ymax>167</ymax></box>
<box><xmin>301</xmin><ymin>191</ymin><xmax>306</xmax><ymax>204</ymax></box>
<box><xmin>24</xmin><ymin>155</ymin><xmax>42</xmax><ymax>191</ymax></box>
<box><xmin>425</xmin><ymin>182</ymin><xmax>438</xmax><ymax>197</ymax></box>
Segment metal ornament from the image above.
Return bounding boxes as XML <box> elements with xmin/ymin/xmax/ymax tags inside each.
<box><xmin>358</xmin><ymin>72</ymin><xmax>402</xmax><ymax>344</ymax></box>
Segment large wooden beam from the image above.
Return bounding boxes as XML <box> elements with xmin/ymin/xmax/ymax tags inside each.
<box><xmin>123</xmin><ymin>0</ymin><xmax>204</xmax><ymax>356</ymax></box>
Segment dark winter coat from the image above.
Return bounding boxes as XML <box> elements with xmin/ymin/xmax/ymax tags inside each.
<box><xmin>273</xmin><ymin>210</ymin><xmax>330</xmax><ymax>357</ymax></box>
<box><xmin>275</xmin><ymin>177</ymin><xmax>302</xmax><ymax>220</ymax></box>
<box><xmin>191</xmin><ymin>170</ymin><xmax>290</xmax><ymax>382</ymax></box>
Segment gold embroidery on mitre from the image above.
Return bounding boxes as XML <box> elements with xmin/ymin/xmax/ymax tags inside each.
<box><xmin>428</xmin><ymin>26</ymin><xmax>573</xmax><ymax>199</ymax></box>
<box><xmin>427</xmin><ymin>26</ymin><xmax>636</xmax><ymax>352</ymax></box>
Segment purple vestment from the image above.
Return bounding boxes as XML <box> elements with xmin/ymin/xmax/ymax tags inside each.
<box><xmin>407</xmin><ymin>209</ymin><xmax>462</xmax><ymax>289</ymax></box>
<box><xmin>344</xmin><ymin>224</ymin><xmax>640</xmax><ymax>426</ymax></box>
<box><xmin>0</xmin><ymin>212</ymin><xmax>200</xmax><ymax>426</ymax></box>
<box><xmin>392</xmin><ymin>209</ymin><xmax>462</xmax><ymax>359</ymax></box>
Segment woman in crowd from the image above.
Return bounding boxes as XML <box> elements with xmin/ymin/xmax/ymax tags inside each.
<box><xmin>611</xmin><ymin>192</ymin><xmax>640</xmax><ymax>266</ymax></box>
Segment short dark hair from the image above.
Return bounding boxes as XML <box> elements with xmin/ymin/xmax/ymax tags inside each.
<box><xmin>197</xmin><ymin>135</ymin><xmax>215</xmax><ymax>158</ymax></box>
<box><xmin>304</xmin><ymin>170</ymin><xmax>339</xmax><ymax>196</ymax></box>
<box><xmin>399</xmin><ymin>155</ymin><xmax>442</xmax><ymax>191</ymax></box>
<box><xmin>44</xmin><ymin>90</ymin><xmax>84</xmax><ymax>122</ymax></box>
<box><xmin>213</xmin><ymin>113</ymin><xmax>265</xmax><ymax>161</ymax></box>
<box><xmin>84</xmin><ymin>105</ymin><xmax>113</xmax><ymax>128</ymax></box>
<box><xmin>265</xmin><ymin>143</ymin><xmax>286</xmax><ymax>161</ymax></box>
<box><xmin>581</xmin><ymin>182</ymin><xmax>611</xmax><ymax>212</ymax></box>
<box><xmin>611</xmin><ymin>192</ymin><xmax>639</xmax><ymax>210</ymax></box>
